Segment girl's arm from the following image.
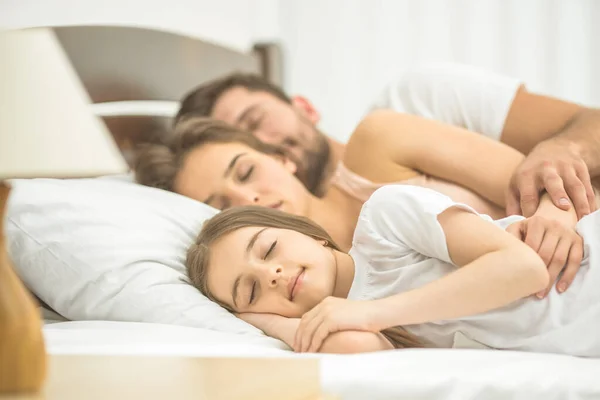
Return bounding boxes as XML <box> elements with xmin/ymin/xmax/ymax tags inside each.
<box><xmin>294</xmin><ymin>186</ymin><xmax>554</xmax><ymax>353</ymax></box>
<box><xmin>373</xmin><ymin>207</ymin><xmax>549</xmax><ymax>330</ymax></box>
<box><xmin>344</xmin><ymin>110</ymin><xmax>525</xmax><ymax>207</ymax></box>
<box><xmin>240</xmin><ymin>313</ymin><xmax>393</xmax><ymax>354</ymax></box>
<box><xmin>533</xmin><ymin>192</ymin><xmax>577</xmax><ymax>228</ymax></box>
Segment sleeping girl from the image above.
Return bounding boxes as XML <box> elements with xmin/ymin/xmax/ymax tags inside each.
<box><xmin>185</xmin><ymin>184</ymin><xmax>599</xmax><ymax>356</ymax></box>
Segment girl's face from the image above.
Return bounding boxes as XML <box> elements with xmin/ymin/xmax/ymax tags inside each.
<box><xmin>206</xmin><ymin>226</ymin><xmax>338</xmax><ymax>317</ymax></box>
<box><xmin>174</xmin><ymin>142</ymin><xmax>310</xmax><ymax>215</ymax></box>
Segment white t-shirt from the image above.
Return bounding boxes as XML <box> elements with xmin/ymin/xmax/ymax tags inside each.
<box><xmin>348</xmin><ymin>185</ymin><xmax>600</xmax><ymax>357</ymax></box>
<box><xmin>368</xmin><ymin>63</ymin><xmax>522</xmax><ymax>142</ymax></box>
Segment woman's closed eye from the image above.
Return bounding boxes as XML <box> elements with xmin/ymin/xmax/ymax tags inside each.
<box><xmin>239</xmin><ymin>165</ymin><xmax>254</xmax><ymax>182</ymax></box>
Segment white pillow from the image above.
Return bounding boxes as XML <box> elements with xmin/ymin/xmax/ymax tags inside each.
<box><xmin>5</xmin><ymin>177</ymin><xmax>276</xmax><ymax>343</ymax></box>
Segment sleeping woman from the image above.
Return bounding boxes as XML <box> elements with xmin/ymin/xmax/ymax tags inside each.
<box><xmin>184</xmin><ymin>184</ymin><xmax>600</xmax><ymax>356</ymax></box>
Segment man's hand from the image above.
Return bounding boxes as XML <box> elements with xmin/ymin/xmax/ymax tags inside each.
<box><xmin>506</xmin><ymin>215</ymin><xmax>583</xmax><ymax>298</ymax></box>
<box><xmin>506</xmin><ymin>140</ymin><xmax>596</xmax><ymax>219</ymax></box>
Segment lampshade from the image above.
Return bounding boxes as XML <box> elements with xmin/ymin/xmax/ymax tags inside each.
<box><xmin>0</xmin><ymin>28</ymin><xmax>128</xmax><ymax>179</ymax></box>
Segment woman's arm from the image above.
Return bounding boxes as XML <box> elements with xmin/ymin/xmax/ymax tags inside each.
<box><xmin>240</xmin><ymin>313</ymin><xmax>392</xmax><ymax>354</ymax></box>
<box><xmin>372</xmin><ymin>207</ymin><xmax>549</xmax><ymax>330</ymax></box>
<box><xmin>344</xmin><ymin>110</ymin><xmax>525</xmax><ymax>207</ymax></box>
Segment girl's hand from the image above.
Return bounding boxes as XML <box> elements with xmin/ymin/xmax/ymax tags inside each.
<box><xmin>506</xmin><ymin>215</ymin><xmax>583</xmax><ymax>298</ymax></box>
<box><xmin>294</xmin><ymin>297</ymin><xmax>379</xmax><ymax>353</ymax></box>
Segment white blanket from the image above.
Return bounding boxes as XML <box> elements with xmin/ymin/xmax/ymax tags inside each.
<box><xmin>44</xmin><ymin>321</ymin><xmax>600</xmax><ymax>399</ymax></box>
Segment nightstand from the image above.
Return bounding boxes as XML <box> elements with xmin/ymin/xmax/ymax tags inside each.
<box><xmin>1</xmin><ymin>355</ymin><xmax>338</xmax><ymax>400</ymax></box>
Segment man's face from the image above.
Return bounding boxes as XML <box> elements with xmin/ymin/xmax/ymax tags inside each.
<box><xmin>211</xmin><ymin>87</ymin><xmax>330</xmax><ymax>193</ymax></box>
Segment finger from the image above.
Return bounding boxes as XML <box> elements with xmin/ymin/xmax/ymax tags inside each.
<box><xmin>561</xmin><ymin>169</ymin><xmax>590</xmax><ymax>219</ymax></box>
<box><xmin>540</xmin><ymin>169</ymin><xmax>571</xmax><ymax>212</ymax></box>
<box><xmin>506</xmin><ymin>187</ymin><xmax>522</xmax><ymax>216</ymax></box>
<box><xmin>308</xmin><ymin>323</ymin><xmax>331</xmax><ymax>353</ymax></box>
<box><xmin>295</xmin><ymin>318</ymin><xmax>310</xmax><ymax>352</ymax></box>
<box><xmin>536</xmin><ymin>229</ymin><xmax>560</xmax><ymax>266</ymax></box>
<box><xmin>574</xmin><ymin>162</ymin><xmax>597</xmax><ymax>215</ymax></box>
<box><xmin>300</xmin><ymin>315</ymin><xmax>324</xmax><ymax>353</ymax></box>
<box><xmin>523</xmin><ymin>218</ymin><xmax>545</xmax><ymax>253</ymax></box>
<box><xmin>557</xmin><ymin>238</ymin><xmax>583</xmax><ymax>293</ymax></box>
<box><xmin>295</xmin><ymin>305</ymin><xmax>321</xmax><ymax>350</ymax></box>
<box><xmin>505</xmin><ymin>221</ymin><xmax>524</xmax><ymax>240</ymax></box>
<box><xmin>295</xmin><ymin>315</ymin><xmax>313</xmax><ymax>351</ymax></box>
<box><xmin>537</xmin><ymin>236</ymin><xmax>566</xmax><ymax>298</ymax></box>
<box><xmin>518</xmin><ymin>180</ymin><xmax>542</xmax><ymax>217</ymax></box>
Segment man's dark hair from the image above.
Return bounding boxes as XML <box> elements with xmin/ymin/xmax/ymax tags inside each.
<box><xmin>174</xmin><ymin>73</ymin><xmax>291</xmax><ymax>125</ymax></box>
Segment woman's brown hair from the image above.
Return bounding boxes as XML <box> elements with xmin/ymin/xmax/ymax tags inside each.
<box><xmin>186</xmin><ymin>205</ymin><xmax>424</xmax><ymax>350</ymax></box>
<box><xmin>134</xmin><ymin>115</ymin><xmax>284</xmax><ymax>191</ymax></box>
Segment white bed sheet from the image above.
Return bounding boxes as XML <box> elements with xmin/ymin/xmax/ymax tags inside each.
<box><xmin>44</xmin><ymin>321</ymin><xmax>600</xmax><ymax>399</ymax></box>
<box><xmin>44</xmin><ymin>320</ymin><xmax>289</xmax><ymax>356</ymax></box>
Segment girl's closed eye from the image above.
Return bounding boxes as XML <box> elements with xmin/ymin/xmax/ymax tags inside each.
<box><xmin>264</xmin><ymin>240</ymin><xmax>277</xmax><ymax>260</ymax></box>
<box><xmin>249</xmin><ymin>281</ymin><xmax>257</xmax><ymax>305</ymax></box>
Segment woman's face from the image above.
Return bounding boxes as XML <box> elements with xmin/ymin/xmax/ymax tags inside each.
<box><xmin>206</xmin><ymin>226</ymin><xmax>338</xmax><ymax>317</ymax></box>
<box><xmin>174</xmin><ymin>142</ymin><xmax>310</xmax><ymax>215</ymax></box>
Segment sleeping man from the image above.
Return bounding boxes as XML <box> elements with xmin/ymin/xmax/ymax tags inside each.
<box><xmin>170</xmin><ymin>63</ymin><xmax>600</xmax><ymax>221</ymax></box>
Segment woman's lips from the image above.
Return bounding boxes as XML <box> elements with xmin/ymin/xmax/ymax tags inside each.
<box><xmin>289</xmin><ymin>269</ymin><xmax>305</xmax><ymax>301</ymax></box>
<box><xmin>269</xmin><ymin>201</ymin><xmax>283</xmax><ymax>209</ymax></box>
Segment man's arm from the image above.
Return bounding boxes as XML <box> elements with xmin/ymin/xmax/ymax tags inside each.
<box><xmin>502</xmin><ymin>88</ymin><xmax>600</xmax><ymax>218</ymax></box>
<box><xmin>557</xmin><ymin>108</ymin><xmax>600</xmax><ymax>176</ymax></box>
<box><xmin>502</xmin><ymin>87</ymin><xmax>600</xmax><ymax>173</ymax></box>
<box><xmin>500</xmin><ymin>87</ymin><xmax>583</xmax><ymax>154</ymax></box>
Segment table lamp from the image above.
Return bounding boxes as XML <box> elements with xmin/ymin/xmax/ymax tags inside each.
<box><xmin>0</xmin><ymin>28</ymin><xmax>128</xmax><ymax>393</ymax></box>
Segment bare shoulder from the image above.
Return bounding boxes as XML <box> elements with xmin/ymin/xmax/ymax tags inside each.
<box><xmin>344</xmin><ymin>110</ymin><xmax>419</xmax><ymax>183</ymax></box>
<box><xmin>348</xmin><ymin>109</ymin><xmax>410</xmax><ymax>144</ymax></box>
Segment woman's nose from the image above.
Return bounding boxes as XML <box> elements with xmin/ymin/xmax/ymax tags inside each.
<box><xmin>228</xmin><ymin>189</ymin><xmax>260</xmax><ymax>207</ymax></box>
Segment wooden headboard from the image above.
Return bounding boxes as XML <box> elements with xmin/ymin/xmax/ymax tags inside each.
<box><xmin>53</xmin><ymin>25</ymin><xmax>283</xmax><ymax>165</ymax></box>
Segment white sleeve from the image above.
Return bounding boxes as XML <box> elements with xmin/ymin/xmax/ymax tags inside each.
<box><xmin>356</xmin><ymin>185</ymin><xmax>479</xmax><ymax>263</ymax></box>
<box><xmin>367</xmin><ymin>63</ymin><xmax>522</xmax><ymax>141</ymax></box>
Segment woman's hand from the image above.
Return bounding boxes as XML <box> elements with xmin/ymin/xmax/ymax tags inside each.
<box><xmin>294</xmin><ymin>297</ymin><xmax>380</xmax><ymax>353</ymax></box>
<box><xmin>506</xmin><ymin>215</ymin><xmax>583</xmax><ymax>298</ymax></box>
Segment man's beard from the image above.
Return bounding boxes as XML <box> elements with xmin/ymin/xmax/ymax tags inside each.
<box><xmin>298</xmin><ymin>133</ymin><xmax>331</xmax><ymax>197</ymax></box>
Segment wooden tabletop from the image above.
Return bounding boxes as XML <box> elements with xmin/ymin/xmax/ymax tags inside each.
<box><xmin>1</xmin><ymin>355</ymin><xmax>338</xmax><ymax>400</ymax></box>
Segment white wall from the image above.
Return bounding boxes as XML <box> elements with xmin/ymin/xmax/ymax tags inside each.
<box><xmin>0</xmin><ymin>0</ymin><xmax>274</xmax><ymax>52</ymax></box>
<box><xmin>276</xmin><ymin>0</ymin><xmax>600</xmax><ymax>141</ymax></box>
<box><xmin>2</xmin><ymin>0</ymin><xmax>598</xmax><ymax>143</ymax></box>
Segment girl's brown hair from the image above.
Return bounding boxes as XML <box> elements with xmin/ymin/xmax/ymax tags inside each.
<box><xmin>186</xmin><ymin>205</ymin><xmax>424</xmax><ymax>350</ymax></box>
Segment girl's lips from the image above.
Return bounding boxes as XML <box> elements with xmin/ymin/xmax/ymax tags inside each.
<box><xmin>289</xmin><ymin>268</ymin><xmax>305</xmax><ymax>300</ymax></box>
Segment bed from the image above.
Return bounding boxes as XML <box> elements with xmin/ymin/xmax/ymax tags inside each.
<box><xmin>52</xmin><ymin>24</ymin><xmax>283</xmax><ymax>165</ymax></box>
<box><xmin>41</xmin><ymin>321</ymin><xmax>600</xmax><ymax>399</ymax></box>
<box><xmin>4</xmin><ymin>23</ymin><xmax>600</xmax><ymax>400</ymax></box>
